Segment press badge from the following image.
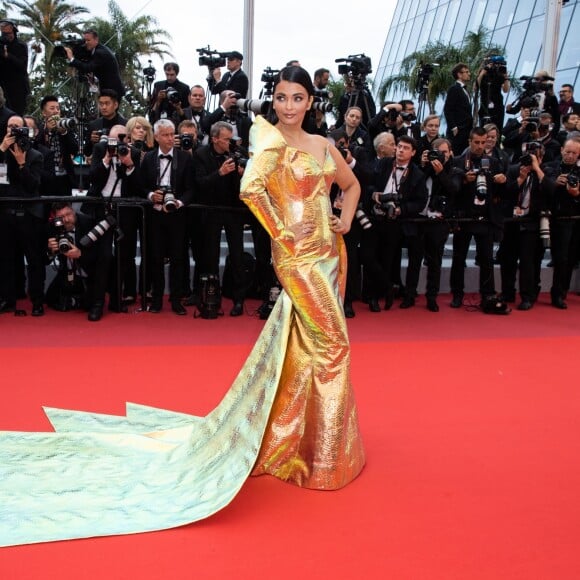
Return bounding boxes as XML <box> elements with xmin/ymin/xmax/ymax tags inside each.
<box><xmin>0</xmin><ymin>163</ymin><xmax>9</xmax><ymax>185</ymax></box>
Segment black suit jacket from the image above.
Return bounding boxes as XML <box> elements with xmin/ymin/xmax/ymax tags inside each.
<box><xmin>370</xmin><ymin>158</ymin><xmax>427</xmax><ymax>235</ymax></box>
<box><xmin>0</xmin><ymin>38</ymin><xmax>30</xmax><ymax>114</ymax></box>
<box><xmin>83</xmin><ymin>114</ymin><xmax>128</xmax><ymax>157</ymax></box>
<box><xmin>149</xmin><ymin>79</ymin><xmax>191</xmax><ymax>124</ymax></box>
<box><xmin>139</xmin><ymin>148</ymin><xmax>194</xmax><ymax>207</ymax></box>
<box><xmin>70</xmin><ymin>44</ymin><xmax>125</xmax><ymax>99</ymax></box>
<box><xmin>0</xmin><ymin>147</ymin><xmax>44</xmax><ymax>219</ymax></box>
<box><xmin>211</xmin><ymin>69</ymin><xmax>249</xmax><ymax>98</ymax></box>
<box><xmin>444</xmin><ymin>82</ymin><xmax>473</xmax><ymax>134</ymax></box>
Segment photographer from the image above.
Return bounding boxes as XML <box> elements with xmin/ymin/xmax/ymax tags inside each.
<box><xmin>368</xmin><ymin>102</ymin><xmax>403</xmax><ymax>141</ymax></box>
<box><xmin>0</xmin><ymin>20</ymin><xmax>30</xmax><ymax>115</ymax></box>
<box><xmin>200</xmin><ymin>90</ymin><xmax>251</xmax><ymax>148</ymax></box>
<box><xmin>35</xmin><ymin>95</ymin><xmax>79</xmax><ymax>196</ymax></box>
<box><xmin>46</xmin><ymin>202</ymin><xmax>113</xmax><ymax>321</ymax></box>
<box><xmin>148</xmin><ymin>62</ymin><xmax>190</xmax><ymax>125</ymax></box>
<box><xmin>443</xmin><ymin>63</ymin><xmax>474</xmax><ymax>156</ymax></box>
<box><xmin>210</xmin><ymin>51</ymin><xmax>248</xmax><ymax>98</ymax></box>
<box><xmin>171</xmin><ymin>85</ymin><xmax>209</xmax><ymax>144</ymax></box>
<box><xmin>418</xmin><ymin>138</ymin><xmax>462</xmax><ymax>312</ymax></box>
<box><xmin>500</xmin><ymin>143</ymin><xmax>550</xmax><ymax>310</ymax></box>
<box><xmin>0</xmin><ymin>115</ymin><xmax>45</xmax><ymax>316</ymax></box>
<box><xmin>360</xmin><ymin>135</ymin><xmax>427</xmax><ymax>311</ymax></box>
<box><xmin>328</xmin><ymin>128</ymin><xmax>372</xmax><ymax>317</ymax></box>
<box><xmin>397</xmin><ymin>100</ymin><xmax>420</xmax><ymax>141</ymax></box>
<box><xmin>85</xmin><ymin>124</ymin><xmax>141</xmax><ymax>310</ymax></box>
<box><xmin>502</xmin><ymin>100</ymin><xmax>540</xmax><ymax>163</ymax></box>
<box><xmin>449</xmin><ymin>127</ymin><xmax>509</xmax><ymax>313</ymax></box>
<box><xmin>140</xmin><ymin>119</ymin><xmax>194</xmax><ymax>315</ymax></box>
<box><xmin>83</xmin><ymin>89</ymin><xmax>126</xmax><ymax>158</ymax></box>
<box><xmin>64</xmin><ymin>29</ymin><xmax>124</xmax><ymax>100</ymax></box>
<box><xmin>543</xmin><ymin>138</ymin><xmax>580</xmax><ymax>309</ymax></box>
<box><xmin>475</xmin><ymin>55</ymin><xmax>510</xmax><ymax>129</ymax></box>
<box><xmin>193</xmin><ymin>121</ymin><xmax>247</xmax><ymax>316</ymax></box>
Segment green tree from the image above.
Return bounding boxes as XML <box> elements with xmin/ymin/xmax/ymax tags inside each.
<box><xmin>379</xmin><ymin>26</ymin><xmax>506</xmax><ymax>115</ymax></box>
<box><xmin>87</xmin><ymin>0</ymin><xmax>172</xmax><ymax>114</ymax></box>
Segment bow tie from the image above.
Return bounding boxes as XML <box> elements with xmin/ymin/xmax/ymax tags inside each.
<box><xmin>159</xmin><ymin>154</ymin><xmax>172</xmax><ymax>161</ymax></box>
<box><xmin>396</xmin><ymin>166</ymin><xmax>406</xmax><ymax>171</ymax></box>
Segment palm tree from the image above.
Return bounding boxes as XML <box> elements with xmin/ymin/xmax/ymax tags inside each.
<box><xmin>87</xmin><ymin>0</ymin><xmax>172</xmax><ymax>112</ymax></box>
<box><xmin>379</xmin><ymin>25</ymin><xmax>506</xmax><ymax>115</ymax></box>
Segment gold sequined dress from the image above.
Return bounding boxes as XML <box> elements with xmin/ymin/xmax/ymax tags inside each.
<box><xmin>0</xmin><ymin>117</ymin><xmax>364</xmax><ymax>547</ymax></box>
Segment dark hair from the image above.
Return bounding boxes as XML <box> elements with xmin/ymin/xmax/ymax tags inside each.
<box><xmin>469</xmin><ymin>127</ymin><xmax>487</xmax><ymax>139</ymax></box>
<box><xmin>399</xmin><ymin>99</ymin><xmax>414</xmax><ymax>110</ymax></box>
<box><xmin>98</xmin><ymin>88</ymin><xmax>119</xmax><ymax>102</ymax></box>
<box><xmin>269</xmin><ymin>66</ymin><xmax>314</xmax><ymax>130</ymax></box>
<box><xmin>51</xmin><ymin>201</ymin><xmax>73</xmax><ymax>212</ymax></box>
<box><xmin>561</xmin><ymin>83</ymin><xmax>574</xmax><ymax>92</ymax></box>
<box><xmin>83</xmin><ymin>28</ymin><xmax>98</xmax><ymax>39</ymax></box>
<box><xmin>452</xmin><ymin>63</ymin><xmax>469</xmax><ymax>79</ymax></box>
<box><xmin>314</xmin><ymin>68</ymin><xmax>329</xmax><ymax>79</ymax></box>
<box><xmin>40</xmin><ymin>95</ymin><xmax>59</xmax><ymax>110</ymax></box>
<box><xmin>164</xmin><ymin>62</ymin><xmax>180</xmax><ymax>75</ymax></box>
<box><xmin>398</xmin><ymin>135</ymin><xmax>417</xmax><ymax>151</ymax></box>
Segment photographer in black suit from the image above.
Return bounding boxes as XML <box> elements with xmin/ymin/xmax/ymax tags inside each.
<box><xmin>0</xmin><ymin>20</ymin><xmax>30</xmax><ymax>115</ymax></box>
<box><xmin>449</xmin><ymin>127</ymin><xmax>509</xmax><ymax>313</ymax></box>
<box><xmin>83</xmin><ymin>89</ymin><xmax>126</xmax><ymax>158</ymax></box>
<box><xmin>140</xmin><ymin>119</ymin><xmax>194</xmax><ymax>315</ymax></box>
<box><xmin>193</xmin><ymin>121</ymin><xmax>247</xmax><ymax>317</ymax></box>
<box><xmin>46</xmin><ymin>202</ymin><xmax>113</xmax><ymax>321</ymax></box>
<box><xmin>148</xmin><ymin>62</ymin><xmax>190</xmax><ymax>124</ymax></box>
<box><xmin>360</xmin><ymin>135</ymin><xmax>427</xmax><ymax>312</ymax></box>
<box><xmin>209</xmin><ymin>51</ymin><xmax>249</xmax><ymax>98</ymax></box>
<box><xmin>64</xmin><ymin>29</ymin><xmax>124</xmax><ymax>100</ymax></box>
<box><xmin>444</xmin><ymin>63</ymin><xmax>474</xmax><ymax>156</ymax></box>
<box><xmin>0</xmin><ymin>115</ymin><xmax>45</xmax><ymax>316</ymax></box>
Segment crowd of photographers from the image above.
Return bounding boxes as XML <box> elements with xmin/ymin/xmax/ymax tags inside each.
<box><xmin>1</xmin><ymin>36</ymin><xmax>579</xmax><ymax>321</ymax></box>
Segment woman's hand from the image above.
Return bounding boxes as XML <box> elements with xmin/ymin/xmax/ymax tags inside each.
<box><xmin>329</xmin><ymin>214</ymin><xmax>349</xmax><ymax>235</ymax></box>
<box><xmin>289</xmin><ymin>220</ymin><xmax>315</xmax><ymax>242</ymax></box>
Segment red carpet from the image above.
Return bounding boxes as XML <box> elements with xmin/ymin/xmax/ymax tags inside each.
<box><xmin>1</xmin><ymin>294</ymin><xmax>579</xmax><ymax>579</ymax></box>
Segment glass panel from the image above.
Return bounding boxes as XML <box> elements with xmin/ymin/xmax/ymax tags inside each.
<box><xmin>417</xmin><ymin>9</ymin><xmax>436</xmax><ymax>49</ymax></box>
<box><xmin>391</xmin><ymin>0</ymin><xmax>404</xmax><ymax>26</ymax></box>
<box><xmin>557</xmin><ymin>4</ymin><xmax>580</xmax><ymax>70</ymax></box>
<box><xmin>430</xmin><ymin>3</ymin><xmax>449</xmax><ymax>43</ymax></box>
<box><xmin>467</xmin><ymin>0</ymin><xmax>488</xmax><ymax>33</ymax></box>
<box><xmin>533</xmin><ymin>0</ymin><xmax>545</xmax><ymax>17</ymax></box>
<box><xmin>517</xmin><ymin>17</ymin><xmax>542</xmax><ymax>77</ymax></box>
<box><xmin>406</xmin><ymin>1</ymin><xmax>420</xmax><ymax>21</ymax></box>
<box><xmin>417</xmin><ymin>0</ymin><xmax>430</xmax><ymax>17</ymax></box>
<box><xmin>400</xmin><ymin>0</ymin><xmax>413</xmax><ymax>23</ymax></box>
<box><xmin>483</xmin><ymin>0</ymin><xmax>502</xmax><ymax>31</ymax></box>
<box><xmin>395</xmin><ymin>18</ymin><xmax>415</xmax><ymax>63</ymax></box>
<box><xmin>497</xmin><ymin>0</ymin><xmax>518</xmax><ymax>27</ymax></box>
<box><xmin>554</xmin><ymin>68</ymin><xmax>577</xmax><ymax>92</ymax></box>
<box><xmin>441</xmin><ymin>0</ymin><xmax>461</xmax><ymax>43</ymax></box>
<box><xmin>491</xmin><ymin>26</ymin><xmax>509</xmax><ymax>51</ymax></box>
<box><xmin>389</xmin><ymin>24</ymin><xmax>404</xmax><ymax>65</ymax></box>
<box><xmin>513</xmin><ymin>0</ymin><xmax>536</xmax><ymax>23</ymax></box>
<box><xmin>503</xmin><ymin>20</ymin><xmax>528</xmax><ymax>70</ymax></box>
<box><xmin>451</xmin><ymin>3</ymin><xmax>474</xmax><ymax>43</ymax></box>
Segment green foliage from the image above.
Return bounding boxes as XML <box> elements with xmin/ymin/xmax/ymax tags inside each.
<box><xmin>378</xmin><ymin>25</ymin><xmax>507</xmax><ymax>114</ymax></box>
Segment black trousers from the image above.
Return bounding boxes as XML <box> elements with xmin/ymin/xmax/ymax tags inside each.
<box><xmin>550</xmin><ymin>219</ymin><xmax>578</xmax><ymax>300</ymax></box>
<box><xmin>499</xmin><ymin>221</ymin><xmax>543</xmax><ymax>303</ymax></box>
<box><xmin>421</xmin><ymin>220</ymin><xmax>450</xmax><ymax>298</ymax></box>
<box><xmin>202</xmin><ymin>210</ymin><xmax>246</xmax><ymax>304</ymax></box>
<box><xmin>343</xmin><ymin>220</ymin><xmax>362</xmax><ymax>304</ymax></box>
<box><xmin>249</xmin><ymin>215</ymin><xmax>274</xmax><ymax>300</ymax></box>
<box><xmin>450</xmin><ymin>222</ymin><xmax>496</xmax><ymax>298</ymax></box>
<box><xmin>0</xmin><ymin>212</ymin><xmax>46</xmax><ymax>306</ymax></box>
<box><xmin>183</xmin><ymin>207</ymin><xmax>204</xmax><ymax>297</ymax></box>
<box><xmin>150</xmin><ymin>209</ymin><xmax>186</xmax><ymax>302</ymax></box>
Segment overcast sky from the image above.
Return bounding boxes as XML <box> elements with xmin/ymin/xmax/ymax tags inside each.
<box><xmin>74</xmin><ymin>0</ymin><xmax>397</xmax><ymax>99</ymax></box>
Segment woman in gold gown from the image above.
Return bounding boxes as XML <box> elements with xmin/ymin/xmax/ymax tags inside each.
<box><xmin>0</xmin><ymin>67</ymin><xmax>364</xmax><ymax>547</ymax></box>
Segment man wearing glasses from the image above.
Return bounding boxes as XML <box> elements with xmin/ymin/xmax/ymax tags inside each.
<box><xmin>558</xmin><ymin>85</ymin><xmax>580</xmax><ymax>117</ymax></box>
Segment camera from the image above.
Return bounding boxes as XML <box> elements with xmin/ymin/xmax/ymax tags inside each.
<box><xmin>520</xmin><ymin>141</ymin><xmax>541</xmax><ymax>166</ymax></box>
<box><xmin>79</xmin><ymin>215</ymin><xmax>117</xmax><ymax>248</ymax></box>
<box><xmin>335</xmin><ymin>54</ymin><xmax>372</xmax><ymax>78</ymax></box>
<box><xmin>483</xmin><ymin>55</ymin><xmax>507</xmax><ymax>77</ymax></box>
<box><xmin>355</xmin><ymin>207</ymin><xmax>372</xmax><ymax>230</ymax></box>
<box><xmin>50</xmin><ymin>116</ymin><xmax>76</xmax><ymax>131</ymax></box>
<box><xmin>400</xmin><ymin>112</ymin><xmax>416</xmax><ymax>122</ymax></box>
<box><xmin>377</xmin><ymin>193</ymin><xmax>401</xmax><ymax>219</ymax></box>
<box><xmin>236</xmin><ymin>98</ymin><xmax>271</xmax><ymax>116</ymax></box>
<box><xmin>196</xmin><ymin>46</ymin><xmax>227</xmax><ymax>70</ymax></box>
<box><xmin>178</xmin><ymin>133</ymin><xmax>194</xmax><ymax>151</ymax></box>
<box><xmin>520</xmin><ymin>75</ymin><xmax>554</xmax><ymax>94</ymax></box>
<box><xmin>197</xmin><ymin>273</ymin><xmax>222</xmax><ymax>319</ymax></box>
<box><xmin>106</xmin><ymin>137</ymin><xmax>119</xmax><ymax>156</ymax></box>
<box><xmin>314</xmin><ymin>88</ymin><xmax>332</xmax><ymax>100</ymax></box>
<box><xmin>159</xmin><ymin>186</ymin><xmax>177</xmax><ymax>213</ymax></box>
<box><xmin>387</xmin><ymin>108</ymin><xmax>400</xmax><ymax>122</ymax></box>
<box><xmin>312</xmin><ymin>98</ymin><xmax>333</xmax><ymax>113</ymax></box>
<box><xmin>260</xmin><ymin>66</ymin><xmax>279</xmax><ymax>84</ymax></box>
<box><xmin>10</xmin><ymin>126</ymin><xmax>32</xmax><ymax>152</ymax></box>
<box><xmin>50</xmin><ymin>216</ymin><xmax>74</xmax><ymax>254</ymax></box>
<box><xmin>417</xmin><ymin>62</ymin><xmax>437</xmax><ymax>91</ymax></box>
<box><xmin>431</xmin><ymin>195</ymin><xmax>449</xmax><ymax>217</ymax></box>
<box><xmin>539</xmin><ymin>211</ymin><xmax>551</xmax><ymax>248</ymax></box>
<box><xmin>568</xmin><ymin>173</ymin><xmax>579</xmax><ymax>188</ymax></box>
<box><xmin>471</xmin><ymin>158</ymin><xmax>491</xmax><ymax>202</ymax></box>
<box><xmin>143</xmin><ymin>60</ymin><xmax>156</xmax><ymax>82</ymax></box>
<box><xmin>165</xmin><ymin>86</ymin><xmax>181</xmax><ymax>104</ymax></box>
<box><xmin>53</xmin><ymin>32</ymin><xmax>87</xmax><ymax>59</ymax></box>
<box><xmin>428</xmin><ymin>150</ymin><xmax>446</xmax><ymax>164</ymax></box>
<box><xmin>228</xmin><ymin>140</ymin><xmax>248</xmax><ymax>169</ymax></box>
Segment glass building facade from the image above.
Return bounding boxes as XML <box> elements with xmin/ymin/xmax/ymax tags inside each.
<box><xmin>374</xmin><ymin>0</ymin><xmax>579</xmax><ymax>102</ymax></box>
